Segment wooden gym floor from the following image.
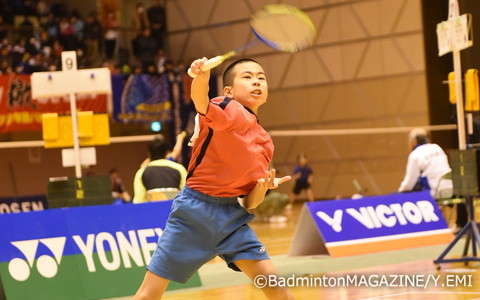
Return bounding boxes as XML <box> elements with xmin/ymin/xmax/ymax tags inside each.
<box><xmin>160</xmin><ymin>202</ymin><xmax>480</xmax><ymax>300</ymax></box>
<box><xmin>113</xmin><ymin>201</ymin><xmax>480</xmax><ymax>300</ymax></box>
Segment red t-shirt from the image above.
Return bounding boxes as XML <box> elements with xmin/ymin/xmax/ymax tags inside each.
<box><xmin>186</xmin><ymin>97</ymin><xmax>273</xmax><ymax>197</ymax></box>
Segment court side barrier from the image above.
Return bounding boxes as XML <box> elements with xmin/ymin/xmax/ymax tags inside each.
<box><xmin>0</xmin><ymin>201</ymin><xmax>201</xmax><ymax>300</ymax></box>
<box><xmin>289</xmin><ymin>191</ymin><xmax>454</xmax><ymax>257</ymax></box>
<box><xmin>0</xmin><ymin>195</ymin><xmax>47</xmax><ymax>214</ymax></box>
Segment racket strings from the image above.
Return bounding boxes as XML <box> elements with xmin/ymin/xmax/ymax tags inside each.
<box><xmin>250</xmin><ymin>4</ymin><xmax>316</xmax><ymax>53</ymax></box>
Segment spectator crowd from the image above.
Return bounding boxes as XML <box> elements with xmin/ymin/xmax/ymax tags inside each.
<box><xmin>0</xmin><ymin>0</ymin><xmax>176</xmax><ymax>76</ymax></box>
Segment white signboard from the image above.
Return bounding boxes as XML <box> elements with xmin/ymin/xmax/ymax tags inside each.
<box><xmin>436</xmin><ymin>14</ymin><xmax>472</xmax><ymax>56</ymax></box>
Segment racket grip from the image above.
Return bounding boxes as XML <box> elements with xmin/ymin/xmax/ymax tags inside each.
<box><xmin>187</xmin><ymin>55</ymin><xmax>225</xmax><ymax>78</ymax></box>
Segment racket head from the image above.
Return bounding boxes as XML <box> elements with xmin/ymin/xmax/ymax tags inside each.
<box><xmin>250</xmin><ymin>4</ymin><xmax>317</xmax><ymax>53</ymax></box>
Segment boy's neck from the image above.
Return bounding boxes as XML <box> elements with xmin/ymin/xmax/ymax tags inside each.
<box><xmin>244</xmin><ymin>105</ymin><xmax>257</xmax><ymax>116</ymax></box>
<box><xmin>229</xmin><ymin>97</ymin><xmax>258</xmax><ymax>115</ymax></box>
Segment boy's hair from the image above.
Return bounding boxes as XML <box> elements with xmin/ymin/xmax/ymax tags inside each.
<box><xmin>148</xmin><ymin>134</ymin><xmax>170</xmax><ymax>160</ymax></box>
<box><xmin>222</xmin><ymin>58</ymin><xmax>259</xmax><ymax>87</ymax></box>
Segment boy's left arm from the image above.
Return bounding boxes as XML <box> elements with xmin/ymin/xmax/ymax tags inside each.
<box><xmin>245</xmin><ymin>169</ymin><xmax>291</xmax><ymax>209</ymax></box>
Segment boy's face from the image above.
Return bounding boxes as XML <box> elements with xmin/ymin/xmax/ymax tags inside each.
<box><xmin>223</xmin><ymin>61</ymin><xmax>268</xmax><ymax>113</ymax></box>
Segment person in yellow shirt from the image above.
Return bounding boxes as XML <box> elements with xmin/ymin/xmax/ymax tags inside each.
<box><xmin>133</xmin><ymin>134</ymin><xmax>187</xmax><ymax>203</ymax></box>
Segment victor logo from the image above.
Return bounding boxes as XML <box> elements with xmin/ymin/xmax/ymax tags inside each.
<box><xmin>316</xmin><ymin>200</ymin><xmax>440</xmax><ymax>232</ymax></box>
<box><xmin>8</xmin><ymin>237</ymin><xmax>66</xmax><ymax>281</ymax></box>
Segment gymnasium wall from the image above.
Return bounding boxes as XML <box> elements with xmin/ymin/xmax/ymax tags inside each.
<box><xmin>0</xmin><ymin>142</ymin><xmax>149</xmax><ymax>198</ymax></box>
<box><xmin>165</xmin><ymin>0</ymin><xmax>434</xmax><ymax>199</ymax></box>
<box><xmin>1</xmin><ymin>0</ymin><xmax>461</xmax><ymax>200</ymax></box>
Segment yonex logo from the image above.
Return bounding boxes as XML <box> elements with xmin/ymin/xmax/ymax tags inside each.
<box><xmin>8</xmin><ymin>237</ymin><xmax>66</xmax><ymax>281</ymax></box>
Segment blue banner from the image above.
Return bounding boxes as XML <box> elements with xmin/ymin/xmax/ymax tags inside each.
<box><xmin>118</xmin><ymin>74</ymin><xmax>172</xmax><ymax>123</ymax></box>
<box><xmin>110</xmin><ymin>74</ymin><xmax>125</xmax><ymax>122</ymax></box>
<box><xmin>309</xmin><ymin>191</ymin><xmax>448</xmax><ymax>242</ymax></box>
<box><xmin>0</xmin><ymin>201</ymin><xmax>201</xmax><ymax>299</ymax></box>
<box><xmin>304</xmin><ymin>191</ymin><xmax>453</xmax><ymax>256</ymax></box>
<box><xmin>0</xmin><ymin>195</ymin><xmax>47</xmax><ymax>214</ymax></box>
<box><xmin>0</xmin><ymin>201</ymin><xmax>171</xmax><ymax>263</ymax></box>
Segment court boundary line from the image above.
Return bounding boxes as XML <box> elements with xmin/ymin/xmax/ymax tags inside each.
<box><xmin>326</xmin><ymin>229</ymin><xmax>452</xmax><ymax>247</ymax></box>
<box><xmin>358</xmin><ymin>290</ymin><xmax>480</xmax><ymax>300</ymax></box>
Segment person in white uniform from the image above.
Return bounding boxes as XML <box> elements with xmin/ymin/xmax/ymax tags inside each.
<box><xmin>398</xmin><ymin>128</ymin><xmax>453</xmax><ymax>199</ymax></box>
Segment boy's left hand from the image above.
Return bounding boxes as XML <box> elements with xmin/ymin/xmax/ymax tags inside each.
<box><xmin>257</xmin><ymin>169</ymin><xmax>291</xmax><ymax>189</ymax></box>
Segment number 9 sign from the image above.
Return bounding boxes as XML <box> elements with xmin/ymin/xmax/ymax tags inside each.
<box><xmin>61</xmin><ymin>51</ymin><xmax>77</xmax><ymax>71</ymax></box>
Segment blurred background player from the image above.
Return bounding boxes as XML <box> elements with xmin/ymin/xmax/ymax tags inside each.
<box><xmin>133</xmin><ymin>133</ymin><xmax>187</xmax><ymax>203</ymax></box>
<box><xmin>288</xmin><ymin>152</ymin><xmax>314</xmax><ymax>208</ymax></box>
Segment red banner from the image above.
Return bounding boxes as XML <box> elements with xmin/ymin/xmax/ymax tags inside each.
<box><xmin>0</xmin><ymin>75</ymin><xmax>108</xmax><ymax>133</ymax></box>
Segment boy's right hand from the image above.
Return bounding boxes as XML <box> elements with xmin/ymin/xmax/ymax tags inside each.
<box><xmin>190</xmin><ymin>58</ymin><xmax>210</xmax><ymax>78</ymax></box>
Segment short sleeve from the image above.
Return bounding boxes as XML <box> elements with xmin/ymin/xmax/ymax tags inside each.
<box><xmin>201</xmin><ymin>98</ymin><xmax>241</xmax><ymax>131</ymax></box>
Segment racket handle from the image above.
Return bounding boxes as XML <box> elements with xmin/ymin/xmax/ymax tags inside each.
<box><xmin>187</xmin><ymin>55</ymin><xmax>226</xmax><ymax>78</ymax></box>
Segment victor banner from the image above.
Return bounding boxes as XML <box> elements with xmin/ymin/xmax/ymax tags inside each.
<box><xmin>289</xmin><ymin>191</ymin><xmax>454</xmax><ymax>257</ymax></box>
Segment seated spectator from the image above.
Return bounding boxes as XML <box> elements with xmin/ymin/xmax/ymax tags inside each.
<box><xmin>41</xmin><ymin>13</ymin><xmax>57</xmax><ymax>37</ymax></box>
<box><xmin>83</xmin><ymin>12</ymin><xmax>102</xmax><ymax>66</ymax></box>
<box><xmin>134</xmin><ymin>27</ymin><xmax>156</xmax><ymax>72</ymax></box>
<box><xmin>24</xmin><ymin>53</ymin><xmax>47</xmax><ymax>73</ymax></box>
<box><xmin>147</xmin><ymin>0</ymin><xmax>166</xmax><ymax>51</ymax></box>
<box><xmin>58</xmin><ymin>16</ymin><xmax>75</xmax><ymax>50</ymax></box>
<box><xmin>0</xmin><ymin>16</ymin><xmax>8</xmax><ymax>41</ymax></box>
<box><xmin>133</xmin><ymin>2</ymin><xmax>149</xmax><ymax>31</ymax></box>
<box><xmin>37</xmin><ymin>0</ymin><xmax>50</xmax><ymax>18</ymax></box>
<box><xmin>18</xmin><ymin>15</ymin><xmax>34</xmax><ymax>41</ymax></box>
<box><xmin>11</xmin><ymin>39</ymin><xmax>26</xmax><ymax>70</ymax></box>
<box><xmin>398</xmin><ymin>128</ymin><xmax>453</xmax><ymax>199</ymax></box>
<box><xmin>70</xmin><ymin>11</ymin><xmax>85</xmax><ymax>46</ymax></box>
<box><xmin>102</xmin><ymin>10</ymin><xmax>119</xmax><ymax>59</ymax></box>
<box><xmin>110</xmin><ymin>167</ymin><xmax>132</xmax><ymax>204</ymax></box>
<box><xmin>51</xmin><ymin>0</ymin><xmax>68</xmax><ymax>18</ymax></box>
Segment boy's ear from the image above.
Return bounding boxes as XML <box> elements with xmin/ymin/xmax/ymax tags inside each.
<box><xmin>223</xmin><ymin>85</ymin><xmax>233</xmax><ymax>97</ymax></box>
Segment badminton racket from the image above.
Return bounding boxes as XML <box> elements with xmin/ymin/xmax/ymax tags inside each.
<box><xmin>187</xmin><ymin>4</ymin><xmax>316</xmax><ymax>78</ymax></box>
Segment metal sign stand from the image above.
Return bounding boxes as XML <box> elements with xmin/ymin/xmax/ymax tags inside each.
<box><xmin>433</xmin><ymin>0</ymin><xmax>480</xmax><ymax>269</ymax></box>
<box><xmin>31</xmin><ymin>51</ymin><xmax>111</xmax><ymax>178</ymax></box>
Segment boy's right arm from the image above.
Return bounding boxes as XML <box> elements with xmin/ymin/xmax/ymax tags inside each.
<box><xmin>190</xmin><ymin>58</ymin><xmax>210</xmax><ymax>115</ymax></box>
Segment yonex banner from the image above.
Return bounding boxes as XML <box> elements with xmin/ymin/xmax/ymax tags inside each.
<box><xmin>0</xmin><ymin>201</ymin><xmax>201</xmax><ymax>300</ymax></box>
<box><xmin>289</xmin><ymin>191</ymin><xmax>454</xmax><ymax>257</ymax></box>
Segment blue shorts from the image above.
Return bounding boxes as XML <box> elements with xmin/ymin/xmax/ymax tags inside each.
<box><xmin>293</xmin><ymin>180</ymin><xmax>311</xmax><ymax>195</ymax></box>
<box><xmin>147</xmin><ymin>186</ymin><xmax>269</xmax><ymax>283</ymax></box>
